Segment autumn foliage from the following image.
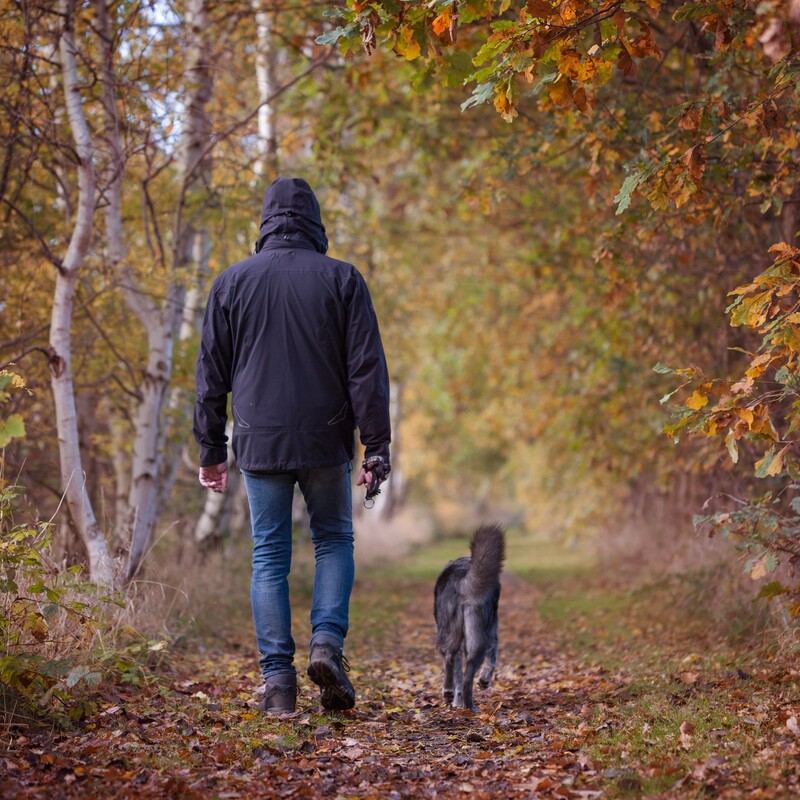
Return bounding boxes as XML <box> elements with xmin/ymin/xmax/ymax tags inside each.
<box><xmin>314</xmin><ymin>0</ymin><xmax>800</xmax><ymax>613</ymax></box>
<box><xmin>3</xmin><ymin>3</ymin><xmax>800</xmax><ymax>796</ymax></box>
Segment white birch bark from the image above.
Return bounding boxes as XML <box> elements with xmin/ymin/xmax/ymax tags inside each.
<box><xmin>176</xmin><ymin>0</ymin><xmax>221</xmax><ymax>545</ymax></box>
<box><xmin>124</xmin><ymin>289</ymin><xmax>182</xmax><ymax>580</ymax></box>
<box><xmin>93</xmin><ymin>0</ymin><xmax>129</xmax><ymax>538</ymax></box>
<box><xmin>92</xmin><ymin>0</ymin><xmax>190</xmax><ymax>580</ymax></box>
<box><xmin>193</xmin><ymin>420</ymin><xmax>233</xmax><ymax>548</ymax></box>
<box><xmin>49</xmin><ymin>1</ymin><xmax>114</xmax><ymax>587</ymax></box>
<box><xmin>253</xmin><ymin>1</ymin><xmax>278</xmax><ymax>180</ymax></box>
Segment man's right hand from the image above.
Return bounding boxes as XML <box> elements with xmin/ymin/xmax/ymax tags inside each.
<box><xmin>199</xmin><ymin>462</ymin><xmax>229</xmax><ymax>493</ymax></box>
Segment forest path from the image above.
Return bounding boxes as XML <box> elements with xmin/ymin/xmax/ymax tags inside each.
<box><xmin>3</xmin><ymin>533</ymin><xmax>800</xmax><ymax>799</ymax></box>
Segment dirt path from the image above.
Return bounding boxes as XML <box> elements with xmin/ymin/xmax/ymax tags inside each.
<box><xmin>3</xmin><ymin>561</ymin><xmax>799</xmax><ymax>799</ymax></box>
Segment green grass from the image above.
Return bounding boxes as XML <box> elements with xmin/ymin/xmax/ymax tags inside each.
<box><xmin>528</xmin><ymin>556</ymin><xmax>800</xmax><ymax>798</ymax></box>
<box><xmin>366</xmin><ymin>524</ymin><xmax>595</xmax><ymax>584</ymax></box>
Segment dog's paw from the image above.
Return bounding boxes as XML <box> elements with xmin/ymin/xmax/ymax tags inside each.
<box><xmin>442</xmin><ymin>690</ymin><xmax>454</xmax><ymax>704</ymax></box>
<box><xmin>477</xmin><ymin>678</ymin><xmax>490</xmax><ymax>690</ymax></box>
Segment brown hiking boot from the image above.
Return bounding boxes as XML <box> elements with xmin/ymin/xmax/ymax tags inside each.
<box><xmin>255</xmin><ymin>671</ymin><xmax>297</xmax><ymax>715</ymax></box>
<box><xmin>307</xmin><ymin>636</ymin><xmax>355</xmax><ymax>711</ymax></box>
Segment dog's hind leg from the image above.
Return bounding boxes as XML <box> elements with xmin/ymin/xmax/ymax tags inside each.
<box><xmin>461</xmin><ymin>651</ymin><xmax>483</xmax><ymax>712</ymax></box>
<box><xmin>461</xmin><ymin>608</ymin><xmax>488</xmax><ymax>712</ymax></box>
<box><xmin>449</xmin><ymin>653</ymin><xmax>464</xmax><ymax>708</ymax></box>
<box><xmin>442</xmin><ymin>651</ymin><xmax>457</xmax><ymax>705</ymax></box>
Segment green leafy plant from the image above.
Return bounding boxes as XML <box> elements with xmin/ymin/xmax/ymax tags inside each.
<box><xmin>0</xmin><ymin>370</ymin><xmax>27</xmax><ymax>447</ymax></box>
<box><xmin>0</xmin><ymin>485</ymin><xmax>113</xmax><ymax>724</ymax></box>
<box><xmin>0</xmin><ymin>373</ymin><xmax>167</xmax><ymax>725</ymax></box>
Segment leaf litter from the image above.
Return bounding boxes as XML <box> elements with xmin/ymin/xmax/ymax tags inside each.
<box><xmin>2</xmin><ymin>567</ymin><xmax>799</xmax><ymax>799</ymax></box>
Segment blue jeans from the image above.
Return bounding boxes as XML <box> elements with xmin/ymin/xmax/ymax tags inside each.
<box><xmin>242</xmin><ymin>463</ymin><xmax>354</xmax><ymax>679</ymax></box>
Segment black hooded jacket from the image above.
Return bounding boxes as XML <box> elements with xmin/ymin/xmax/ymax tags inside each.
<box><xmin>193</xmin><ymin>178</ymin><xmax>391</xmax><ymax>470</ymax></box>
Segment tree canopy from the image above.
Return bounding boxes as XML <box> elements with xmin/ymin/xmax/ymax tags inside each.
<box><xmin>1</xmin><ymin>0</ymin><xmax>799</xmax><ymax>602</ymax></box>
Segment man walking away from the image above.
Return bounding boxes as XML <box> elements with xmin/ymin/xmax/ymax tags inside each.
<box><xmin>193</xmin><ymin>177</ymin><xmax>391</xmax><ymax>713</ymax></box>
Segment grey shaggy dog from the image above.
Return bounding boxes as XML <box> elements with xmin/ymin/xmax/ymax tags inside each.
<box><xmin>433</xmin><ymin>523</ymin><xmax>506</xmax><ymax>711</ymax></box>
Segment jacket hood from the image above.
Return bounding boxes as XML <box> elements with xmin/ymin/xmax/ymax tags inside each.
<box><xmin>256</xmin><ymin>177</ymin><xmax>328</xmax><ymax>254</ymax></box>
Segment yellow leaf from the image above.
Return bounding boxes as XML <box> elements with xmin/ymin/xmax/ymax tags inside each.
<box><xmin>396</xmin><ymin>26</ymin><xmax>421</xmax><ymax>60</ymax></box>
<box><xmin>26</xmin><ymin>613</ymin><xmax>48</xmax><ymax>643</ymax></box>
<box><xmin>726</xmin><ymin>431</ymin><xmax>739</xmax><ymax>463</ymax></box>
<box><xmin>559</xmin><ymin>49</ymin><xmax>596</xmax><ymax>82</ymax></box>
<box><xmin>745</xmin><ymin>352</ymin><xmax>773</xmax><ymax>379</ymax></box>
<box><xmin>493</xmin><ymin>88</ymin><xmax>517</xmax><ymax>122</ymax></box>
<box><xmin>748</xmin><ymin>405</ymin><xmax>778</xmax><ymax>440</ymax></box>
<box><xmin>558</xmin><ymin>48</ymin><xmax>581</xmax><ymax>77</ymax></box>
<box><xmin>686</xmin><ymin>389</ymin><xmax>708</xmax><ymax>410</ymax></box>
<box><xmin>432</xmin><ymin>9</ymin><xmax>451</xmax><ymax>37</ymax></box>
<box><xmin>548</xmin><ymin>75</ymin><xmax>572</xmax><ymax>107</ymax></box>
<box><xmin>766</xmin><ymin>444</ymin><xmax>789</xmax><ymax>476</ymax></box>
<box><xmin>768</xmin><ymin>242</ymin><xmax>800</xmax><ymax>260</ymax></box>
<box><xmin>729</xmin><ymin>282</ymin><xmax>758</xmax><ymax>296</ymax></box>
<box><xmin>559</xmin><ymin>3</ymin><xmax>576</xmax><ymax>23</ymax></box>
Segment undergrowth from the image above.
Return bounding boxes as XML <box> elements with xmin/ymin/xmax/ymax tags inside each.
<box><xmin>0</xmin><ymin>483</ymin><xmax>166</xmax><ymax>733</ymax></box>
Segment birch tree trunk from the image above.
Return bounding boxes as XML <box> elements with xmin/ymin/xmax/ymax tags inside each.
<box><xmin>191</xmin><ymin>0</ymin><xmax>279</xmax><ymax>547</ymax></box>
<box><xmin>93</xmin><ymin>0</ymin><xmax>129</xmax><ymax>540</ymax></box>
<box><xmin>125</xmin><ymin>0</ymin><xmax>217</xmax><ymax>580</ymax></box>
<box><xmin>49</xmin><ymin>1</ymin><xmax>113</xmax><ymax>587</ymax></box>
<box><xmin>175</xmin><ymin>0</ymin><xmax>213</xmax><ymax>344</ymax></box>
<box><xmin>124</xmin><ymin>291</ymin><xmax>182</xmax><ymax>580</ymax></box>
<box><xmin>93</xmin><ymin>0</ymin><xmax>197</xmax><ymax>580</ymax></box>
<box><xmin>253</xmin><ymin>1</ymin><xmax>278</xmax><ymax>181</ymax></box>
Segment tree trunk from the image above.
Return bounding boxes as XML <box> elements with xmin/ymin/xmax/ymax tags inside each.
<box><xmin>191</xmin><ymin>0</ymin><xmax>278</xmax><ymax>546</ymax></box>
<box><xmin>780</xmin><ymin>184</ymin><xmax>800</xmax><ymax>244</ymax></box>
<box><xmin>381</xmin><ymin>380</ymin><xmax>403</xmax><ymax>518</ymax></box>
<box><xmin>124</xmin><ymin>294</ymin><xmax>182</xmax><ymax>580</ymax></box>
<box><xmin>253</xmin><ymin>1</ymin><xmax>278</xmax><ymax>180</ymax></box>
<box><xmin>194</xmin><ymin>421</ymin><xmax>233</xmax><ymax>551</ymax></box>
<box><xmin>90</xmin><ymin>0</ymin><xmax>184</xmax><ymax>581</ymax></box>
<box><xmin>111</xmin><ymin>416</ymin><xmax>130</xmax><ymax>540</ymax></box>
<box><xmin>49</xmin><ymin>1</ymin><xmax>113</xmax><ymax>587</ymax></box>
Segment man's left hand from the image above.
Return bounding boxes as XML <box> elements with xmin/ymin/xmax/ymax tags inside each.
<box><xmin>199</xmin><ymin>462</ymin><xmax>229</xmax><ymax>493</ymax></box>
<box><xmin>356</xmin><ymin>455</ymin><xmax>390</xmax><ymax>501</ymax></box>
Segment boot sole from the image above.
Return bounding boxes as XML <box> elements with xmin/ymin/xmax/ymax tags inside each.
<box><xmin>254</xmin><ymin>699</ymin><xmax>296</xmax><ymax>715</ymax></box>
<box><xmin>307</xmin><ymin>660</ymin><xmax>355</xmax><ymax>711</ymax></box>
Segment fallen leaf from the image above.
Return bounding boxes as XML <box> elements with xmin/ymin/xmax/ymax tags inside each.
<box><xmin>679</xmin><ymin>720</ymin><xmax>695</xmax><ymax>749</ymax></box>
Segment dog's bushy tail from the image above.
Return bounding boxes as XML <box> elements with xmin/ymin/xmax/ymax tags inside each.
<box><xmin>465</xmin><ymin>523</ymin><xmax>506</xmax><ymax>600</ymax></box>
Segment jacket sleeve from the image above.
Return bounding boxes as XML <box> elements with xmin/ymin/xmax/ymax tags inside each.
<box><xmin>193</xmin><ymin>279</ymin><xmax>232</xmax><ymax>467</ymax></box>
<box><xmin>345</xmin><ymin>271</ymin><xmax>391</xmax><ymax>462</ymax></box>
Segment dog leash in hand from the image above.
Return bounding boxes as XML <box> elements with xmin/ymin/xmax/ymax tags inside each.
<box><xmin>362</xmin><ymin>456</ymin><xmax>388</xmax><ymax>509</ymax></box>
